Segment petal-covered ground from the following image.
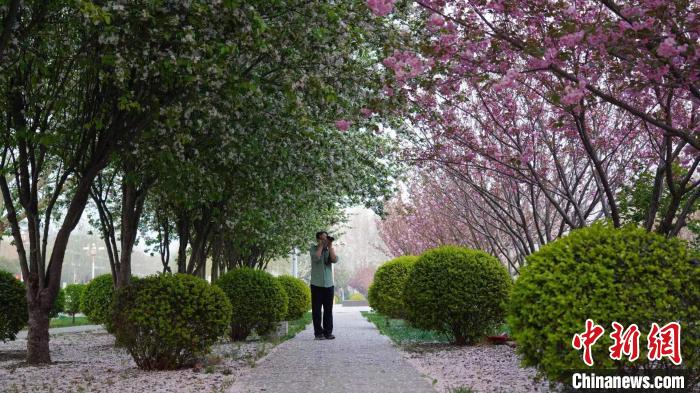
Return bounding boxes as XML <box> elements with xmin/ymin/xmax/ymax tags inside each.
<box><xmin>0</xmin><ymin>329</ymin><xmax>270</xmax><ymax>393</ymax></box>
<box><xmin>402</xmin><ymin>343</ymin><xmax>551</xmax><ymax>393</ymax></box>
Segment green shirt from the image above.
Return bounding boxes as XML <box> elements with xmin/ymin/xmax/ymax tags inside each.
<box><xmin>309</xmin><ymin>244</ymin><xmax>338</xmax><ymax>288</ymax></box>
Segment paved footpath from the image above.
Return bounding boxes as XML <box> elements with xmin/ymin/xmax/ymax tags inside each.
<box><xmin>16</xmin><ymin>324</ymin><xmax>104</xmax><ymax>339</ymax></box>
<box><xmin>230</xmin><ymin>306</ymin><xmax>436</xmax><ymax>393</ymax></box>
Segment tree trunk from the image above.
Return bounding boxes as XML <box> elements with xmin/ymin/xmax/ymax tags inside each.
<box><xmin>211</xmin><ymin>254</ymin><xmax>219</xmax><ymax>282</ymax></box>
<box><xmin>26</xmin><ymin>303</ymin><xmax>51</xmax><ymax>364</ymax></box>
<box><xmin>32</xmin><ymin>160</ymin><xmax>106</xmax><ymax>364</ymax></box>
<box><xmin>176</xmin><ymin>216</ymin><xmax>189</xmax><ymax>274</ymax></box>
<box><xmin>230</xmin><ymin>324</ymin><xmax>250</xmax><ymax>341</ymax></box>
<box><xmin>117</xmin><ymin>181</ymin><xmax>148</xmax><ymax>287</ymax></box>
<box><xmin>574</xmin><ymin>112</ymin><xmax>620</xmax><ymax>227</ymax></box>
<box><xmin>454</xmin><ymin>334</ymin><xmax>467</xmax><ymax>346</ymax></box>
<box><xmin>186</xmin><ymin>214</ymin><xmax>212</xmax><ymax>275</ymax></box>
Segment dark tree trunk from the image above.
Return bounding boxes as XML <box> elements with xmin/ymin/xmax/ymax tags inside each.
<box><xmin>117</xmin><ymin>180</ymin><xmax>148</xmax><ymax>287</ymax></box>
<box><xmin>0</xmin><ymin>0</ymin><xmax>21</xmax><ymax>61</ymax></box>
<box><xmin>211</xmin><ymin>253</ymin><xmax>219</xmax><ymax>282</ymax></box>
<box><xmin>26</xmin><ymin>303</ymin><xmax>51</xmax><ymax>364</ymax></box>
<box><xmin>176</xmin><ymin>216</ymin><xmax>189</xmax><ymax>274</ymax></box>
<box><xmin>186</xmin><ymin>212</ymin><xmax>212</xmax><ymax>276</ymax></box>
<box><xmin>573</xmin><ymin>111</ymin><xmax>620</xmax><ymax>227</ymax></box>
<box><xmin>210</xmin><ymin>232</ymin><xmax>224</xmax><ymax>282</ymax></box>
<box><xmin>90</xmin><ymin>178</ymin><xmax>120</xmax><ymax>282</ymax></box>
<box><xmin>158</xmin><ymin>212</ymin><xmax>171</xmax><ymax>273</ymax></box>
<box><xmin>644</xmin><ymin>150</ymin><xmax>667</xmax><ymax>231</ymax></box>
<box><xmin>25</xmin><ymin>168</ymin><xmax>100</xmax><ymax>364</ymax></box>
<box><xmin>230</xmin><ymin>324</ymin><xmax>250</xmax><ymax>341</ymax></box>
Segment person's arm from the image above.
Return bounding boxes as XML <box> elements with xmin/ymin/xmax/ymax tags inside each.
<box><xmin>329</xmin><ymin>244</ymin><xmax>338</xmax><ymax>263</ymax></box>
<box><xmin>311</xmin><ymin>244</ymin><xmax>323</xmax><ymax>263</ymax></box>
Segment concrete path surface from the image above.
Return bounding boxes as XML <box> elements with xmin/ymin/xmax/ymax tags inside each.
<box><xmin>16</xmin><ymin>324</ymin><xmax>104</xmax><ymax>339</ymax></box>
<box><xmin>230</xmin><ymin>306</ymin><xmax>436</xmax><ymax>393</ymax></box>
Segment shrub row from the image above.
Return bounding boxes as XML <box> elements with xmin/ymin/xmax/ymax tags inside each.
<box><xmin>508</xmin><ymin>223</ymin><xmax>699</xmax><ymax>383</ymax></box>
<box><xmin>64</xmin><ymin>283</ymin><xmax>86</xmax><ymax>322</ymax></box>
<box><xmin>0</xmin><ymin>268</ymin><xmax>310</xmax><ymax>370</ymax></box>
<box><xmin>368</xmin><ymin>256</ymin><xmax>417</xmax><ymax>319</ymax></box>
<box><xmin>0</xmin><ymin>270</ymin><xmax>27</xmax><ymax>342</ymax></box>
<box><xmin>111</xmin><ymin>274</ymin><xmax>231</xmax><ymax>370</ymax></box>
<box><xmin>0</xmin><ymin>271</ymin><xmax>68</xmax><ymax>342</ymax></box>
<box><xmin>100</xmin><ymin>269</ymin><xmax>310</xmax><ymax>370</ymax></box>
<box><xmin>369</xmin><ymin>248</ymin><xmax>512</xmax><ymax>345</ymax></box>
<box><xmin>369</xmin><ymin>223</ymin><xmax>699</xmax><ymax>385</ymax></box>
<box><xmin>81</xmin><ymin>274</ymin><xmax>116</xmax><ymax>326</ymax></box>
<box><xmin>214</xmin><ymin>268</ymin><xmax>288</xmax><ymax>340</ymax></box>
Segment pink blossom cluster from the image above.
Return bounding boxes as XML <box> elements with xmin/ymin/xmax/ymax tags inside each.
<box><xmin>382</xmin><ymin>50</ymin><xmax>432</xmax><ymax>84</ymax></box>
<box><xmin>493</xmin><ymin>69</ymin><xmax>520</xmax><ymax>91</ymax></box>
<box><xmin>366</xmin><ymin>0</ymin><xmax>395</xmax><ymax>16</ymax></box>
<box><xmin>427</xmin><ymin>13</ymin><xmax>445</xmax><ymax>30</ymax></box>
<box><xmin>335</xmin><ymin>119</ymin><xmax>351</xmax><ymax>131</ymax></box>
<box><xmin>561</xmin><ymin>83</ymin><xmax>586</xmax><ymax>106</ymax></box>
<box><xmin>656</xmin><ymin>37</ymin><xmax>688</xmax><ymax>58</ymax></box>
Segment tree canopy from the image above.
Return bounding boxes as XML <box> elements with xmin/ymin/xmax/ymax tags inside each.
<box><xmin>0</xmin><ymin>0</ymin><xmax>399</xmax><ymax>364</ymax></box>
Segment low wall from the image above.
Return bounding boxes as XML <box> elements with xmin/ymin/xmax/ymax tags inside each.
<box><xmin>341</xmin><ymin>300</ymin><xmax>369</xmax><ymax>307</ymax></box>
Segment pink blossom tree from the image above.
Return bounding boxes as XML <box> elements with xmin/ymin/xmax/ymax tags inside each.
<box><xmin>368</xmin><ymin>0</ymin><xmax>699</xmax><ymax>237</ymax></box>
<box><xmin>348</xmin><ymin>265</ymin><xmax>376</xmax><ymax>297</ymax></box>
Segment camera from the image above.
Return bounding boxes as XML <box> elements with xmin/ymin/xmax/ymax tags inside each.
<box><xmin>327</xmin><ymin>235</ymin><xmax>335</xmax><ymax>242</ymax></box>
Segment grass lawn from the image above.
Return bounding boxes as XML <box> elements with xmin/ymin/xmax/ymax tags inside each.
<box><xmin>361</xmin><ymin>311</ymin><xmax>450</xmax><ymax>345</ymax></box>
<box><xmin>281</xmin><ymin>311</ymin><xmax>312</xmax><ymax>342</ymax></box>
<box><xmin>247</xmin><ymin>311</ymin><xmax>312</xmax><ymax>344</ymax></box>
<box><xmin>48</xmin><ymin>311</ymin><xmax>311</xmax><ymax>337</ymax></box>
<box><xmin>49</xmin><ymin>315</ymin><xmax>92</xmax><ymax>328</ymax></box>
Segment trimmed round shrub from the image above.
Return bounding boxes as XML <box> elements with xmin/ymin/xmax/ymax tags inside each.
<box><xmin>50</xmin><ymin>287</ymin><xmax>65</xmax><ymax>318</ymax></box>
<box><xmin>111</xmin><ymin>273</ymin><xmax>231</xmax><ymax>370</ymax></box>
<box><xmin>64</xmin><ymin>283</ymin><xmax>86</xmax><ymax>322</ymax></box>
<box><xmin>215</xmin><ymin>268</ymin><xmax>287</xmax><ymax>341</ymax></box>
<box><xmin>0</xmin><ymin>271</ymin><xmax>27</xmax><ymax>342</ymax></box>
<box><xmin>277</xmin><ymin>275</ymin><xmax>310</xmax><ymax>321</ymax></box>
<box><xmin>509</xmin><ymin>223</ymin><xmax>700</xmax><ymax>383</ymax></box>
<box><xmin>81</xmin><ymin>274</ymin><xmax>114</xmax><ymax>325</ymax></box>
<box><xmin>348</xmin><ymin>292</ymin><xmax>366</xmax><ymax>301</ymax></box>
<box><xmin>404</xmin><ymin>246</ymin><xmax>512</xmax><ymax>345</ymax></box>
<box><xmin>368</xmin><ymin>256</ymin><xmax>417</xmax><ymax>318</ymax></box>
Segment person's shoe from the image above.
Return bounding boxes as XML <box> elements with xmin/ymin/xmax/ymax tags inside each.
<box><xmin>324</xmin><ymin>334</ymin><xmax>335</xmax><ymax>340</ymax></box>
<box><xmin>314</xmin><ymin>335</ymin><xmax>326</xmax><ymax>340</ymax></box>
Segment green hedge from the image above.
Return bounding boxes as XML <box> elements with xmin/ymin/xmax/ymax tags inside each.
<box><xmin>277</xmin><ymin>275</ymin><xmax>310</xmax><ymax>320</ymax></box>
<box><xmin>112</xmin><ymin>273</ymin><xmax>231</xmax><ymax>370</ymax></box>
<box><xmin>50</xmin><ymin>287</ymin><xmax>65</xmax><ymax>318</ymax></box>
<box><xmin>508</xmin><ymin>223</ymin><xmax>700</xmax><ymax>382</ymax></box>
<box><xmin>215</xmin><ymin>268</ymin><xmax>287</xmax><ymax>341</ymax></box>
<box><xmin>81</xmin><ymin>274</ymin><xmax>114</xmax><ymax>325</ymax></box>
<box><xmin>64</xmin><ymin>283</ymin><xmax>86</xmax><ymax>320</ymax></box>
<box><xmin>0</xmin><ymin>271</ymin><xmax>27</xmax><ymax>342</ymax></box>
<box><xmin>368</xmin><ymin>256</ymin><xmax>417</xmax><ymax>318</ymax></box>
<box><xmin>348</xmin><ymin>292</ymin><xmax>366</xmax><ymax>301</ymax></box>
<box><xmin>404</xmin><ymin>246</ymin><xmax>512</xmax><ymax>345</ymax></box>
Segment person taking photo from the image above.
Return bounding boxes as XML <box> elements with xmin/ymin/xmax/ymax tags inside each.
<box><xmin>309</xmin><ymin>231</ymin><xmax>338</xmax><ymax>340</ymax></box>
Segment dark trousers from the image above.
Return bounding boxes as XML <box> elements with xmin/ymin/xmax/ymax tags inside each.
<box><xmin>310</xmin><ymin>284</ymin><xmax>334</xmax><ymax>336</ymax></box>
